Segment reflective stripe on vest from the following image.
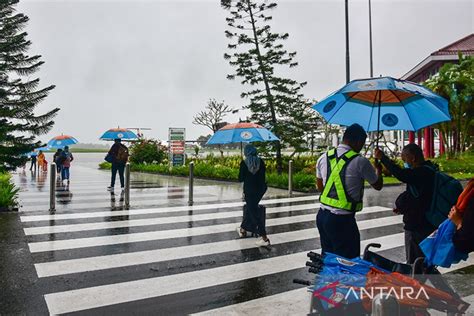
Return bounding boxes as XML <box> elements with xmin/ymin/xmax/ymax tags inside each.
<box><xmin>320</xmin><ymin>148</ymin><xmax>363</xmax><ymax>212</ymax></box>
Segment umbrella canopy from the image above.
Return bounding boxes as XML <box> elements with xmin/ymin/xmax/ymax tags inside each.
<box><xmin>24</xmin><ymin>146</ymin><xmax>49</xmax><ymax>157</ymax></box>
<box><xmin>206</xmin><ymin>122</ymin><xmax>279</xmax><ymax>145</ymax></box>
<box><xmin>47</xmin><ymin>135</ymin><xmax>78</xmax><ymax>149</ymax></box>
<box><xmin>100</xmin><ymin>128</ymin><xmax>138</xmax><ymax>141</ymax></box>
<box><xmin>312</xmin><ymin>77</ymin><xmax>450</xmax><ymax>132</ymax></box>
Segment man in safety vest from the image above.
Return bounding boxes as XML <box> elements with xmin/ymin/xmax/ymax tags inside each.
<box><xmin>316</xmin><ymin>124</ymin><xmax>383</xmax><ymax>258</ymax></box>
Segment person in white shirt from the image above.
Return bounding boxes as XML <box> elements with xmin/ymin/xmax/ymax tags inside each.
<box><xmin>316</xmin><ymin>124</ymin><xmax>383</xmax><ymax>258</ymax></box>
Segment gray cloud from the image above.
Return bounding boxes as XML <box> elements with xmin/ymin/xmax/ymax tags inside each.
<box><xmin>17</xmin><ymin>0</ymin><xmax>473</xmax><ymax>143</ymax></box>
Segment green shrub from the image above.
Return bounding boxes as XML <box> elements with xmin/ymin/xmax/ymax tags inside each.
<box><xmin>0</xmin><ymin>173</ymin><xmax>19</xmax><ymax>208</ymax></box>
<box><xmin>129</xmin><ymin>139</ymin><xmax>167</xmax><ymax>165</ymax></box>
<box><xmin>99</xmin><ymin>162</ymin><xmax>111</xmax><ymax>170</ymax></box>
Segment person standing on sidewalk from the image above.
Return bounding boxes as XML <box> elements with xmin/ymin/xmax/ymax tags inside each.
<box><xmin>238</xmin><ymin>144</ymin><xmax>269</xmax><ymax>247</ymax></box>
<box><xmin>374</xmin><ymin>144</ymin><xmax>437</xmax><ymax>263</ymax></box>
<box><xmin>107</xmin><ymin>139</ymin><xmax>129</xmax><ymax>191</ymax></box>
<box><xmin>316</xmin><ymin>124</ymin><xmax>383</xmax><ymax>258</ymax></box>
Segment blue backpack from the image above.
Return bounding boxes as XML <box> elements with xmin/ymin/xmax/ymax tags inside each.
<box><xmin>411</xmin><ymin>166</ymin><xmax>463</xmax><ymax>227</ymax></box>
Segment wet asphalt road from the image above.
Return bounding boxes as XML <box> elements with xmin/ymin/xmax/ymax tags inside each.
<box><xmin>1</xmin><ymin>153</ymin><xmax>473</xmax><ymax>315</ymax></box>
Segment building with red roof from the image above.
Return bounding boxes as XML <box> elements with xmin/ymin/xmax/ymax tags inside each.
<box><xmin>401</xmin><ymin>34</ymin><xmax>473</xmax><ymax>157</ymax></box>
<box><xmin>402</xmin><ymin>33</ymin><xmax>474</xmax><ymax>82</ymax></box>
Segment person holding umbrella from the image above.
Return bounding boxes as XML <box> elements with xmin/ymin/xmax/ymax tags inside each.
<box><xmin>107</xmin><ymin>138</ymin><xmax>129</xmax><ymax>191</ymax></box>
<box><xmin>316</xmin><ymin>124</ymin><xmax>383</xmax><ymax>258</ymax></box>
<box><xmin>59</xmin><ymin>146</ymin><xmax>74</xmax><ymax>184</ymax></box>
<box><xmin>238</xmin><ymin>144</ymin><xmax>269</xmax><ymax>246</ymax></box>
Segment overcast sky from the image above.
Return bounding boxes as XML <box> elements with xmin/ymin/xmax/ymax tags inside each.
<box><xmin>17</xmin><ymin>0</ymin><xmax>473</xmax><ymax>144</ymax></box>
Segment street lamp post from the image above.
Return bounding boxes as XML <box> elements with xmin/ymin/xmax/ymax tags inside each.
<box><xmin>369</xmin><ymin>0</ymin><xmax>373</xmax><ymax>77</ymax></box>
<box><xmin>345</xmin><ymin>0</ymin><xmax>350</xmax><ymax>83</ymax></box>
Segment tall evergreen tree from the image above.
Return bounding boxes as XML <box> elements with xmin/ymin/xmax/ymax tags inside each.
<box><xmin>0</xmin><ymin>0</ymin><xmax>59</xmax><ymax>171</ymax></box>
<box><xmin>222</xmin><ymin>0</ymin><xmax>312</xmax><ymax>173</ymax></box>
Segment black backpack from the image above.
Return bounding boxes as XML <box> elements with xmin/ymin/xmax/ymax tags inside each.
<box><xmin>410</xmin><ymin>166</ymin><xmax>463</xmax><ymax>227</ymax></box>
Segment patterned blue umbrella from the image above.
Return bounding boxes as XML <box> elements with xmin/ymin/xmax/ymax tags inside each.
<box><xmin>47</xmin><ymin>135</ymin><xmax>78</xmax><ymax>149</ymax></box>
<box><xmin>100</xmin><ymin>128</ymin><xmax>138</xmax><ymax>141</ymax></box>
<box><xmin>206</xmin><ymin>122</ymin><xmax>279</xmax><ymax>145</ymax></box>
<box><xmin>312</xmin><ymin>77</ymin><xmax>450</xmax><ymax>132</ymax></box>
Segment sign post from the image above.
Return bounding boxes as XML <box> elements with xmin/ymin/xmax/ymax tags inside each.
<box><xmin>169</xmin><ymin>128</ymin><xmax>186</xmax><ymax>167</ymax></box>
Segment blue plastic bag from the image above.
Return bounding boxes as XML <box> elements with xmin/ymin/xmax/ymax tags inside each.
<box><xmin>420</xmin><ymin>219</ymin><xmax>468</xmax><ymax>268</ymax></box>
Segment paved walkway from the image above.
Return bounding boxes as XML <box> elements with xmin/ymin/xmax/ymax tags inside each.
<box><xmin>3</xmin><ymin>154</ymin><xmax>474</xmax><ymax>315</ymax></box>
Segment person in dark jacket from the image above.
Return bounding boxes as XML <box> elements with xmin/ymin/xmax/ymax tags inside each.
<box><xmin>53</xmin><ymin>148</ymin><xmax>63</xmax><ymax>175</ymax></box>
<box><xmin>238</xmin><ymin>144</ymin><xmax>269</xmax><ymax>247</ymax></box>
<box><xmin>449</xmin><ymin>179</ymin><xmax>474</xmax><ymax>253</ymax></box>
<box><xmin>107</xmin><ymin>139</ymin><xmax>128</xmax><ymax>191</ymax></box>
<box><xmin>29</xmin><ymin>154</ymin><xmax>37</xmax><ymax>172</ymax></box>
<box><xmin>375</xmin><ymin>144</ymin><xmax>437</xmax><ymax>263</ymax></box>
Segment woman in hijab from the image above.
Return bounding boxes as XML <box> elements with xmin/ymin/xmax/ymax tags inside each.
<box><xmin>238</xmin><ymin>144</ymin><xmax>269</xmax><ymax>246</ymax></box>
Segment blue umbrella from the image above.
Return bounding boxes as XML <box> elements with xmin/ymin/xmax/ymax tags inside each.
<box><xmin>47</xmin><ymin>135</ymin><xmax>78</xmax><ymax>149</ymax></box>
<box><xmin>23</xmin><ymin>146</ymin><xmax>49</xmax><ymax>157</ymax></box>
<box><xmin>206</xmin><ymin>122</ymin><xmax>279</xmax><ymax>145</ymax></box>
<box><xmin>312</xmin><ymin>77</ymin><xmax>450</xmax><ymax>133</ymax></box>
<box><xmin>100</xmin><ymin>128</ymin><xmax>138</xmax><ymax>141</ymax></box>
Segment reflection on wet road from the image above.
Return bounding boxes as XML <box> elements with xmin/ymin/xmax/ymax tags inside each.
<box><xmin>10</xmin><ymin>153</ymin><xmax>474</xmax><ymax>315</ymax></box>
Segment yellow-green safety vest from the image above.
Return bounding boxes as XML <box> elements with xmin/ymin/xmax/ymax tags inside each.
<box><xmin>320</xmin><ymin>148</ymin><xmax>364</xmax><ymax>212</ymax></box>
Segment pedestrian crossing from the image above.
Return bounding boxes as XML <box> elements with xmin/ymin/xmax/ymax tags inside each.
<box><xmin>12</xmin><ymin>172</ymin><xmax>474</xmax><ymax>315</ymax></box>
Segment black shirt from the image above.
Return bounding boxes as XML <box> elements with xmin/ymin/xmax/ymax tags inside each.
<box><xmin>381</xmin><ymin>155</ymin><xmax>437</xmax><ymax>235</ymax></box>
<box><xmin>239</xmin><ymin>159</ymin><xmax>267</xmax><ymax>195</ymax></box>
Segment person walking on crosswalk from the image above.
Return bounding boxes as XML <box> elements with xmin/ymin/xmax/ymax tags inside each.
<box><xmin>238</xmin><ymin>144</ymin><xmax>270</xmax><ymax>247</ymax></box>
<box><xmin>107</xmin><ymin>139</ymin><xmax>129</xmax><ymax>191</ymax></box>
<box><xmin>316</xmin><ymin>124</ymin><xmax>383</xmax><ymax>258</ymax></box>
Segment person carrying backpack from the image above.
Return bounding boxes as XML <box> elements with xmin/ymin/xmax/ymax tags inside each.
<box><xmin>375</xmin><ymin>144</ymin><xmax>462</xmax><ymax>263</ymax></box>
<box><xmin>60</xmin><ymin>146</ymin><xmax>74</xmax><ymax>184</ymax></box>
<box><xmin>107</xmin><ymin>138</ymin><xmax>129</xmax><ymax>191</ymax></box>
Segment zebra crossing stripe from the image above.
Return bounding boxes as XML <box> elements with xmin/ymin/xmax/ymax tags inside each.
<box><xmin>20</xmin><ymin>189</ymin><xmax>209</xmax><ymax>204</ymax></box>
<box><xmin>23</xmin><ymin>203</ymin><xmax>322</xmax><ymax>235</ymax></box>
<box><xmin>23</xmin><ymin>205</ymin><xmax>391</xmax><ymax>235</ymax></box>
<box><xmin>43</xmin><ymin>233</ymin><xmax>404</xmax><ymax>315</ymax></box>
<box><xmin>21</xmin><ymin>195</ymin><xmax>220</xmax><ymax>212</ymax></box>
<box><xmin>27</xmin><ymin>206</ymin><xmax>394</xmax><ymax>252</ymax></box>
<box><xmin>34</xmin><ymin>214</ymin><xmax>401</xmax><ymax>277</ymax></box>
<box><xmin>20</xmin><ymin>195</ymin><xmax>319</xmax><ymax>222</ymax></box>
<box><xmin>192</xmin><ymin>287</ymin><xmax>310</xmax><ymax>316</ymax></box>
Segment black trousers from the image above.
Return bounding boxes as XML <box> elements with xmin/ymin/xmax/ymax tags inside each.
<box><xmin>316</xmin><ymin>208</ymin><xmax>360</xmax><ymax>258</ymax></box>
<box><xmin>404</xmin><ymin>230</ymin><xmax>428</xmax><ymax>264</ymax></box>
<box><xmin>241</xmin><ymin>190</ymin><xmax>266</xmax><ymax>236</ymax></box>
<box><xmin>111</xmin><ymin>163</ymin><xmax>125</xmax><ymax>187</ymax></box>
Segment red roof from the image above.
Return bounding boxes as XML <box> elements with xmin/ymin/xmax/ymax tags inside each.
<box><xmin>431</xmin><ymin>33</ymin><xmax>474</xmax><ymax>56</ymax></box>
<box><xmin>220</xmin><ymin>122</ymin><xmax>263</xmax><ymax>130</ymax></box>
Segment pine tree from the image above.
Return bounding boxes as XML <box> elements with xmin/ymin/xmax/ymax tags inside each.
<box><xmin>0</xmin><ymin>0</ymin><xmax>59</xmax><ymax>171</ymax></box>
<box><xmin>222</xmin><ymin>0</ymin><xmax>312</xmax><ymax>173</ymax></box>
